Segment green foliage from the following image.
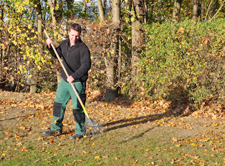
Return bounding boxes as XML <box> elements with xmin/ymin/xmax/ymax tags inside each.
<box><xmin>139</xmin><ymin>19</ymin><xmax>225</xmax><ymax>106</ymax></box>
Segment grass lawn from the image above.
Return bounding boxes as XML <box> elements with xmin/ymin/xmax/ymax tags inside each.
<box><xmin>0</xmin><ymin>91</ymin><xmax>224</xmax><ymax>165</ymax></box>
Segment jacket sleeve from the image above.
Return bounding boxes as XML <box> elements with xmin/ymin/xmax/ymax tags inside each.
<box><xmin>47</xmin><ymin>43</ymin><xmax>63</xmax><ymax>59</ymax></box>
<box><xmin>71</xmin><ymin>46</ymin><xmax>91</xmax><ymax>80</ymax></box>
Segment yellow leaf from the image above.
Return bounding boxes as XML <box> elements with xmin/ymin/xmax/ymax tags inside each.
<box><xmin>95</xmin><ymin>156</ymin><xmax>100</xmax><ymax>159</ymax></box>
<box><xmin>19</xmin><ymin>126</ymin><xmax>26</xmax><ymax>130</ymax></box>
<box><xmin>115</xmin><ymin>157</ymin><xmax>120</xmax><ymax>160</ymax></box>
<box><xmin>45</xmin><ymin>150</ymin><xmax>51</xmax><ymax>154</ymax></box>
<box><xmin>24</xmin><ymin>0</ymin><xmax>29</xmax><ymax>6</ymax></box>
<box><xmin>191</xmin><ymin>143</ymin><xmax>197</xmax><ymax>146</ymax></box>
<box><xmin>16</xmin><ymin>142</ymin><xmax>22</xmax><ymax>146</ymax></box>
<box><xmin>175</xmin><ymin>144</ymin><xmax>181</xmax><ymax>147</ymax></box>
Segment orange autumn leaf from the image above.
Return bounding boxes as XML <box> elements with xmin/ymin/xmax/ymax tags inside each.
<box><xmin>129</xmin><ymin>161</ymin><xmax>136</xmax><ymax>164</ymax></box>
<box><xmin>3</xmin><ymin>130</ymin><xmax>11</xmax><ymax>135</ymax></box>
<box><xmin>50</xmin><ymin>138</ymin><xmax>54</xmax><ymax>143</ymax></box>
<box><xmin>21</xmin><ymin>147</ymin><xmax>28</xmax><ymax>151</ymax></box>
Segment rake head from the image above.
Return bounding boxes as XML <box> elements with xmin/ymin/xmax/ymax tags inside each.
<box><xmin>84</xmin><ymin>118</ymin><xmax>106</xmax><ymax>137</ymax></box>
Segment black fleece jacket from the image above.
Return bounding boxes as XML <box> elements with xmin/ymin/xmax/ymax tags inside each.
<box><xmin>47</xmin><ymin>39</ymin><xmax>91</xmax><ymax>83</ymax></box>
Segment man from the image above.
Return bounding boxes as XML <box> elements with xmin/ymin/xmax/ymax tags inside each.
<box><xmin>43</xmin><ymin>23</ymin><xmax>91</xmax><ymax>140</ymax></box>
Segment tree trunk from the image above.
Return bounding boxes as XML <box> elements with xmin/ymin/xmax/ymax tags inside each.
<box><xmin>30</xmin><ymin>69</ymin><xmax>37</xmax><ymax>93</ymax></box>
<box><xmin>144</xmin><ymin>0</ymin><xmax>148</xmax><ymax>23</ymax></box>
<box><xmin>49</xmin><ymin>0</ymin><xmax>61</xmax><ymax>84</ymax></box>
<box><xmin>103</xmin><ymin>0</ymin><xmax>107</xmax><ymax>15</ymax></box>
<box><xmin>82</xmin><ymin>0</ymin><xmax>87</xmax><ymax>13</ymax></box>
<box><xmin>66</xmin><ymin>0</ymin><xmax>74</xmax><ymax>20</ymax></box>
<box><xmin>129</xmin><ymin>0</ymin><xmax>145</xmax><ymax>98</ymax></box>
<box><xmin>30</xmin><ymin>0</ymin><xmax>42</xmax><ymax>93</ymax></box>
<box><xmin>0</xmin><ymin>5</ymin><xmax>3</xmax><ymax>88</ymax></box>
<box><xmin>118</xmin><ymin>33</ymin><xmax>121</xmax><ymax>83</ymax></box>
<box><xmin>172</xmin><ymin>0</ymin><xmax>182</xmax><ymax>23</ymax></box>
<box><xmin>97</xmin><ymin>0</ymin><xmax>105</xmax><ymax>22</ymax></box>
<box><xmin>0</xmin><ymin>49</ymin><xmax>5</xmax><ymax>89</ymax></box>
<box><xmin>15</xmin><ymin>48</ymin><xmax>20</xmax><ymax>92</ymax></box>
<box><xmin>193</xmin><ymin>0</ymin><xmax>201</xmax><ymax>20</ymax></box>
<box><xmin>105</xmin><ymin>0</ymin><xmax>120</xmax><ymax>102</ymax></box>
<box><xmin>37</xmin><ymin>2</ymin><xmax>42</xmax><ymax>55</ymax></box>
<box><xmin>50</xmin><ymin>0</ymin><xmax>56</xmax><ymax>24</ymax></box>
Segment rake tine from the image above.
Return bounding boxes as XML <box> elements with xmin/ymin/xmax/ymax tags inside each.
<box><xmin>84</xmin><ymin>118</ymin><xmax>106</xmax><ymax>137</ymax></box>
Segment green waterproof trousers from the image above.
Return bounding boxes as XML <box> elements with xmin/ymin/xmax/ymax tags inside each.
<box><xmin>51</xmin><ymin>79</ymin><xmax>86</xmax><ymax>135</ymax></box>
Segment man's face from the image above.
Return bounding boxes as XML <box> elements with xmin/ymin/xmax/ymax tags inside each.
<box><xmin>68</xmin><ymin>29</ymin><xmax>80</xmax><ymax>46</ymax></box>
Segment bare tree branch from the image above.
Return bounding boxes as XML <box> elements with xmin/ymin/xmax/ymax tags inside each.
<box><xmin>205</xmin><ymin>0</ymin><xmax>213</xmax><ymax>21</ymax></box>
<box><xmin>151</xmin><ymin>0</ymin><xmax>164</xmax><ymax>7</ymax></box>
<box><xmin>209</xmin><ymin>0</ymin><xmax>225</xmax><ymax>22</ymax></box>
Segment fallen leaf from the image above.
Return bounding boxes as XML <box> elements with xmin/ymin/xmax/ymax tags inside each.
<box><xmin>16</xmin><ymin>142</ymin><xmax>22</xmax><ymax>146</ymax></box>
<box><xmin>21</xmin><ymin>147</ymin><xmax>28</xmax><ymax>151</ymax></box>
<box><xmin>3</xmin><ymin>130</ymin><xmax>11</xmax><ymax>135</ymax></box>
<box><xmin>95</xmin><ymin>156</ymin><xmax>100</xmax><ymax>159</ymax></box>
<box><xmin>50</xmin><ymin>138</ymin><xmax>54</xmax><ymax>143</ymax></box>
<box><xmin>83</xmin><ymin>151</ymin><xmax>90</xmax><ymax>154</ymax></box>
<box><xmin>129</xmin><ymin>161</ymin><xmax>136</xmax><ymax>164</ymax></box>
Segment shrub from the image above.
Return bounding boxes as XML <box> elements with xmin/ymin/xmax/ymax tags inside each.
<box><xmin>139</xmin><ymin>19</ymin><xmax>225</xmax><ymax>106</ymax></box>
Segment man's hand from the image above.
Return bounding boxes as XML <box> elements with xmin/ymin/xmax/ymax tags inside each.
<box><xmin>46</xmin><ymin>38</ymin><xmax>53</xmax><ymax>48</ymax></box>
<box><xmin>67</xmin><ymin>76</ymin><xmax>74</xmax><ymax>84</ymax></box>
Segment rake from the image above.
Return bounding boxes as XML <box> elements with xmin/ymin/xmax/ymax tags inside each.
<box><xmin>44</xmin><ymin>29</ymin><xmax>106</xmax><ymax>137</ymax></box>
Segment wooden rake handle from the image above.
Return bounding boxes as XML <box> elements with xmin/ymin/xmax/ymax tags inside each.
<box><xmin>44</xmin><ymin>29</ymin><xmax>90</xmax><ymax>119</ymax></box>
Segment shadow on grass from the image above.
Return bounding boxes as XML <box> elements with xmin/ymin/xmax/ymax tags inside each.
<box><xmin>102</xmin><ymin>85</ymin><xmax>196</xmax><ymax>137</ymax></box>
<box><xmin>104</xmin><ymin>112</ymin><xmax>170</xmax><ymax>133</ymax></box>
<box><xmin>103</xmin><ymin>112</ymin><xmax>175</xmax><ymax>144</ymax></box>
<box><xmin>0</xmin><ymin>113</ymin><xmax>35</xmax><ymax>121</ymax></box>
<box><xmin>120</xmin><ymin>126</ymin><xmax>156</xmax><ymax>143</ymax></box>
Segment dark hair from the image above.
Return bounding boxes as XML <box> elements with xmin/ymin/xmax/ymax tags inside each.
<box><xmin>68</xmin><ymin>23</ymin><xmax>81</xmax><ymax>34</ymax></box>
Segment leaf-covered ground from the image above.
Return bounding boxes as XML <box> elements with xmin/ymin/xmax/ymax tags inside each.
<box><xmin>0</xmin><ymin>89</ymin><xmax>224</xmax><ymax>165</ymax></box>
